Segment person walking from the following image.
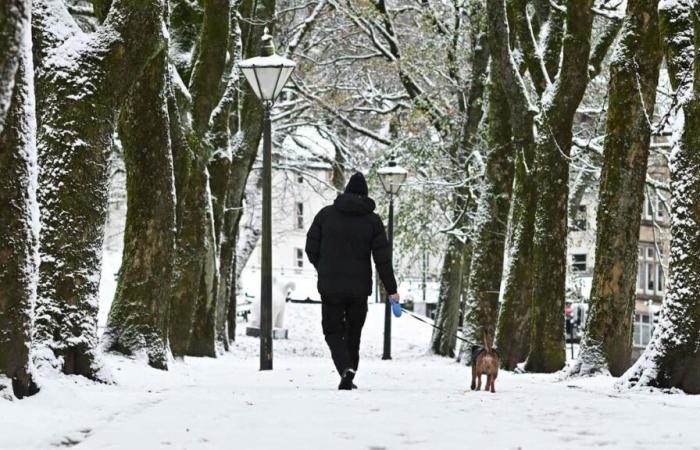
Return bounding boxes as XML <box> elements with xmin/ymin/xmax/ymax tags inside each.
<box><xmin>305</xmin><ymin>172</ymin><xmax>399</xmax><ymax>390</ymax></box>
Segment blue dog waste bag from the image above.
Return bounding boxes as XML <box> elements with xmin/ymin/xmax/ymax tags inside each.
<box><xmin>390</xmin><ymin>298</ymin><xmax>402</xmax><ymax>317</ymax></box>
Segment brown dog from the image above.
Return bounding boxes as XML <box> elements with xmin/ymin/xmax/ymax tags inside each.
<box><xmin>470</xmin><ymin>335</ymin><xmax>499</xmax><ymax>393</ymax></box>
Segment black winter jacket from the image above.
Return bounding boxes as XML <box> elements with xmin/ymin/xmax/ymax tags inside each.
<box><xmin>305</xmin><ymin>193</ymin><xmax>398</xmax><ymax>298</ymax></box>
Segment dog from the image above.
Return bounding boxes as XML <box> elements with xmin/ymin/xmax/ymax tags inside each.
<box><xmin>470</xmin><ymin>335</ymin><xmax>499</xmax><ymax>393</ymax></box>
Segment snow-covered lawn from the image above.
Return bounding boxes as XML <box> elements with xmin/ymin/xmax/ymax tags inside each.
<box><xmin>2</xmin><ymin>301</ymin><xmax>700</xmax><ymax>450</ymax></box>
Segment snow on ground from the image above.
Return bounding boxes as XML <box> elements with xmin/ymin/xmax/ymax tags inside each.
<box><xmin>2</xmin><ymin>197</ymin><xmax>700</xmax><ymax>449</ymax></box>
<box><xmin>2</xmin><ymin>299</ymin><xmax>700</xmax><ymax>449</ymax></box>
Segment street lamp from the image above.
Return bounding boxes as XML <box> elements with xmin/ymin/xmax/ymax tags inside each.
<box><xmin>239</xmin><ymin>28</ymin><xmax>296</xmax><ymax>371</ymax></box>
<box><xmin>377</xmin><ymin>160</ymin><xmax>408</xmax><ymax>360</ymax></box>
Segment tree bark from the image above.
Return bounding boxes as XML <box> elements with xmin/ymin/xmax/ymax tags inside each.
<box><xmin>104</xmin><ymin>49</ymin><xmax>176</xmax><ymax>370</ymax></box>
<box><xmin>32</xmin><ymin>0</ymin><xmax>167</xmax><ymax>379</ymax></box>
<box><xmin>432</xmin><ymin>236</ymin><xmax>465</xmax><ymax>357</ymax></box>
<box><xmin>569</xmin><ymin>0</ymin><xmax>662</xmax><ymax>377</ymax></box>
<box><xmin>463</xmin><ymin>80</ymin><xmax>514</xmax><ymax>347</ymax></box>
<box><xmin>0</xmin><ymin>12</ymin><xmax>40</xmax><ymax>398</ymax></box>
<box><xmin>526</xmin><ymin>0</ymin><xmax>595</xmax><ymax>373</ymax></box>
<box><xmin>0</xmin><ymin>0</ymin><xmax>29</xmax><ymax>132</ymax></box>
<box><xmin>169</xmin><ymin>0</ymin><xmax>230</xmax><ymax>358</ymax></box>
<box><xmin>619</xmin><ymin>0</ymin><xmax>700</xmax><ymax>394</ymax></box>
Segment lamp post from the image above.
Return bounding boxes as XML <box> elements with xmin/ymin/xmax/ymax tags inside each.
<box><xmin>239</xmin><ymin>28</ymin><xmax>296</xmax><ymax>371</ymax></box>
<box><xmin>377</xmin><ymin>160</ymin><xmax>408</xmax><ymax>360</ymax></box>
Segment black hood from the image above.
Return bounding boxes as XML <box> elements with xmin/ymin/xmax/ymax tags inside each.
<box><xmin>333</xmin><ymin>192</ymin><xmax>376</xmax><ymax>216</ymax></box>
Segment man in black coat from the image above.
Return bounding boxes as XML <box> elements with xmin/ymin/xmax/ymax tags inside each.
<box><xmin>305</xmin><ymin>172</ymin><xmax>399</xmax><ymax>390</ymax></box>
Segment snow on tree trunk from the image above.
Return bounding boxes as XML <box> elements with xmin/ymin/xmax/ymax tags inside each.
<box><xmin>104</xmin><ymin>49</ymin><xmax>176</xmax><ymax>370</ymax></box>
<box><xmin>0</xmin><ymin>0</ymin><xmax>29</xmax><ymax>133</ymax></box>
<box><xmin>526</xmin><ymin>0</ymin><xmax>595</xmax><ymax>373</ymax></box>
<box><xmin>32</xmin><ymin>0</ymin><xmax>167</xmax><ymax>379</ymax></box>
<box><xmin>0</xmin><ymin>11</ymin><xmax>40</xmax><ymax>399</ymax></box>
<box><xmin>618</xmin><ymin>0</ymin><xmax>700</xmax><ymax>394</ymax></box>
<box><xmin>569</xmin><ymin>0</ymin><xmax>662</xmax><ymax>378</ymax></box>
<box><xmin>463</xmin><ymin>80</ymin><xmax>514</xmax><ymax>348</ymax></box>
<box><xmin>487</xmin><ymin>0</ymin><xmax>538</xmax><ymax>371</ymax></box>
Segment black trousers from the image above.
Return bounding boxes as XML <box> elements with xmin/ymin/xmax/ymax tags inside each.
<box><xmin>321</xmin><ymin>296</ymin><xmax>368</xmax><ymax>375</ymax></box>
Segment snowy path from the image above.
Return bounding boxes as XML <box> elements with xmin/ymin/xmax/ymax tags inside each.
<box><xmin>2</xmin><ymin>303</ymin><xmax>700</xmax><ymax>450</ymax></box>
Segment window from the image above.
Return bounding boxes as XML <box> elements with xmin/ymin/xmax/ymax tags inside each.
<box><xmin>295</xmin><ymin>248</ymin><xmax>304</xmax><ymax>269</ymax></box>
<box><xmin>295</xmin><ymin>202</ymin><xmax>304</xmax><ymax>229</ymax></box>
<box><xmin>643</xmin><ymin>193</ymin><xmax>667</xmax><ymax>222</ymax></box>
<box><xmin>572</xmin><ymin>254</ymin><xmax>587</xmax><ymax>272</ymax></box>
<box><xmin>572</xmin><ymin>205</ymin><xmax>587</xmax><ymax>231</ymax></box>
<box><xmin>633</xmin><ymin>313</ymin><xmax>652</xmax><ymax>347</ymax></box>
<box><xmin>637</xmin><ymin>243</ymin><xmax>666</xmax><ymax>297</ymax></box>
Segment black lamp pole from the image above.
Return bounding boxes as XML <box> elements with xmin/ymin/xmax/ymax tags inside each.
<box><xmin>382</xmin><ymin>191</ymin><xmax>394</xmax><ymax>360</ymax></box>
<box><xmin>260</xmin><ymin>102</ymin><xmax>273</xmax><ymax>371</ymax></box>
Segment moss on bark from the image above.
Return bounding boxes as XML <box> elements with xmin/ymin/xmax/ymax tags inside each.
<box><xmin>105</xmin><ymin>49</ymin><xmax>176</xmax><ymax>370</ymax></box>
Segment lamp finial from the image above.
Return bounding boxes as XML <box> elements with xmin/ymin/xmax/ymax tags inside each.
<box><xmin>261</xmin><ymin>27</ymin><xmax>275</xmax><ymax>57</ymax></box>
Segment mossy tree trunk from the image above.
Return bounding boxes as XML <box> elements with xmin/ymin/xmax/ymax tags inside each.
<box><xmin>0</xmin><ymin>8</ymin><xmax>40</xmax><ymax>398</ymax></box>
<box><xmin>570</xmin><ymin>0</ymin><xmax>662</xmax><ymax>377</ymax></box>
<box><xmin>463</xmin><ymin>80</ymin><xmax>514</xmax><ymax>347</ymax></box>
<box><xmin>619</xmin><ymin>0</ymin><xmax>700</xmax><ymax>394</ymax></box>
<box><xmin>168</xmin><ymin>0</ymin><xmax>230</xmax><ymax>358</ymax></box>
<box><xmin>32</xmin><ymin>0</ymin><xmax>167</xmax><ymax>379</ymax></box>
<box><xmin>526</xmin><ymin>0</ymin><xmax>595</xmax><ymax>373</ymax></box>
<box><xmin>104</xmin><ymin>49</ymin><xmax>177</xmax><ymax>370</ymax></box>
<box><xmin>488</xmin><ymin>0</ymin><xmax>537</xmax><ymax>371</ymax></box>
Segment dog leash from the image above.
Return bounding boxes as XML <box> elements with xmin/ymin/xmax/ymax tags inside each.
<box><xmin>395</xmin><ymin>303</ymin><xmax>471</xmax><ymax>344</ymax></box>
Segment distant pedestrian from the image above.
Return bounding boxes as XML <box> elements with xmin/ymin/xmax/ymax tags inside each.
<box><xmin>305</xmin><ymin>172</ymin><xmax>399</xmax><ymax>390</ymax></box>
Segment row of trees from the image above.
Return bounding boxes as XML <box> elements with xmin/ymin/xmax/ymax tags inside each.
<box><xmin>420</xmin><ymin>0</ymin><xmax>700</xmax><ymax>394</ymax></box>
<box><xmin>0</xmin><ymin>0</ymin><xmax>289</xmax><ymax>399</ymax></box>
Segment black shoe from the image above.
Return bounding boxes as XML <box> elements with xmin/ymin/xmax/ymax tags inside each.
<box><xmin>338</xmin><ymin>369</ymin><xmax>356</xmax><ymax>390</ymax></box>
<box><xmin>352</xmin><ymin>383</ymin><xmax>358</xmax><ymax>389</ymax></box>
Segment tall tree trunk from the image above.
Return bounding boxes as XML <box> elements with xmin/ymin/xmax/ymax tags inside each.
<box><xmin>488</xmin><ymin>0</ymin><xmax>538</xmax><ymax>371</ymax></box>
<box><xmin>526</xmin><ymin>0</ymin><xmax>594</xmax><ymax>373</ymax></box>
<box><xmin>210</xmin><ymin>9</ymin><xmax>241</xmax><ymax>351</ymax></box>
<box><xmin>32</xmin><ymin>0</ymin><xmax>167</xmax><ymax>379</ymax></box>
<box><xmin>463</xmin><ymin>80</ymin><xmax>514</xmax><ymax>347</ymax></box>
<box><xmin>432</xmin><ymin>236</ymin><xmax>465</xmax><ymax>356</ymax></box>
<box><xmin>569</xmin><ymin>0</ymin><xmax>662</xmax><ymax>377</ymax></box>
<box><xmin>0</xmin><ymin>8</ymin><xmax>40</xmax><ymax>398</ymax></box>
<box><xmin>0</xmin><ymin>0</ymin><xmax>28</xmax><ymax>132</ymax></box>
<box><xmin>104</xmin><ymin>49</ymin><xmax>176</xmax><ymax>370</ymax></box>
<box><xmin>619</xmin><ymin>0</ymin><xmax>700</xmax><ymax>394</ymax></box>
<box><xmin>169</xmin><ymin>0</ymin><xmax>230</xmax><ymax>358</ymax></box>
